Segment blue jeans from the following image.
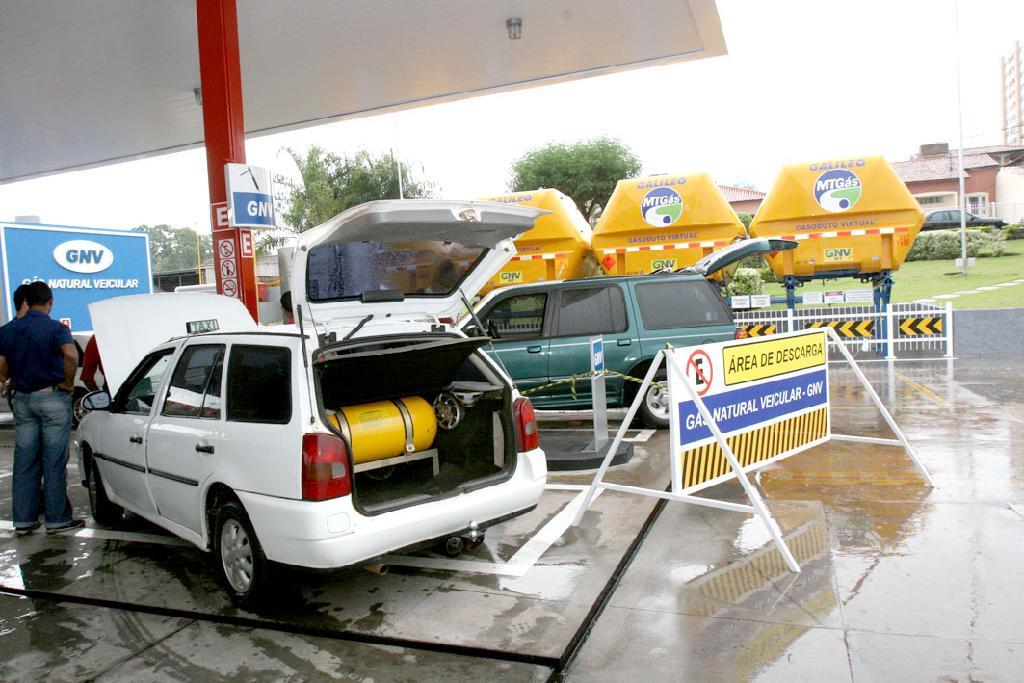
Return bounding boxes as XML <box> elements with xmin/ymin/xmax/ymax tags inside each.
<box><xmin>12</xmin><ymin>390</ymin><xmax>74</xmax><ymax>528</ymax></box>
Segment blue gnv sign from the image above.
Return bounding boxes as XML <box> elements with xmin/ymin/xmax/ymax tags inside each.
<box><xmin>225</xmin><ymin>164</ymin><xmax>276</xmax><ymax>228</ymax></box>
<box><xmin>1</xmin><ymin>223</ymin><xmax>152</xmax><ymax>330</ymax></box>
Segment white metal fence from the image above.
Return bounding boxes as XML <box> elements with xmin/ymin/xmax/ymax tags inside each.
<box><xmin>976</xmin><ymin>201</ymin><xmax>1024</xmax><ymax>224</ymax></box>
<box><xmin>733</xmin><ymin>302</ymin><xmax>954</xmax><ymax>358</ymax></box>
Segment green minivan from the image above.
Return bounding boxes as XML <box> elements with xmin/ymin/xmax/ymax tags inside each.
<box><xmin>466</xmin><ymin>238</ymin><xmax>794</xmax><ymax>428</ymax></box>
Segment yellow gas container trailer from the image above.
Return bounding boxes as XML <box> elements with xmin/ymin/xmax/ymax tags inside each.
<box><xmin>749</xmin><ymin>156</ymin><xmax>923</xmax><ymax>282</ymax></box>
<box><xmin>479</xmin><ymin>189</ymin><xmax>592</xmax><ymax>294</ymax></box>
<box><xmin>591</xmin><ymin>173</ymin><xmax>746</xmax><ymax>276</ymax></box>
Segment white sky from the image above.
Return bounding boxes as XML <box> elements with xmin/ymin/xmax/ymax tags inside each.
<box><xmin>1</xmin><ymin>0</ymin><xmax>1021</xmax><ymax>233</ymax></box>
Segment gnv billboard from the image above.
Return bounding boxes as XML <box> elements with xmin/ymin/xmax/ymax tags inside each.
<box><xmin>1</xmin><ymin>223</ymin><xmax>152</xmax><ymax>330</ymax></box>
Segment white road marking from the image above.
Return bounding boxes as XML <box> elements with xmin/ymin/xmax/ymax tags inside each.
<box><xmin>0</xmin><ymin>520</ymin><xmax>188</xmax><ymax>546</ymax></box>
<box><xmin>913</xmin><ymin>278</ymin><xmax>1024</xmax><ymax>304</ymax></box>
<box><xmin>540</xmin><ymin>427</ymin><xmax>653</xmax><ymax>442</ymax></box>
<box><xmin>624</xmin><ymin>429</ymin><xmax>656</xmax><ymax>443</ymax></box>
<box><xmin>544</xmin><ymin>483</ymin><xmax>589</xmax><ymax>491</ymax></box>
<box><xmin>383</xmin><ymin>486</ymin><xmax>603</xmax><ymax>577</ymax></box>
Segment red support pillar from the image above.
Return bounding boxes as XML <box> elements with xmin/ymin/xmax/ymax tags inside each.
<box><xmin>197</xmin><ymin>0</ymin><xmax>259</xmax><ymax>321</ymax></box>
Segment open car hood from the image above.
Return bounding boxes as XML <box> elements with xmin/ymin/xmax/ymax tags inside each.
<box><xmin>680</xmin><ymin>238</ymin><xmax>798</xmax><ymax>276</ymax></box>
<box><xmin>89</xmin><ymin>293</ymin><xmax>257</xmax><ymax>394</ymax></box>
<box><xmin>291</xmin><ymin>200</ymin><xmax>544</xmax><ymax>334</ymax></box>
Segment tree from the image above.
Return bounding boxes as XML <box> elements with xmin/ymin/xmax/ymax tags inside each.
<box><xmin>275</xmin><ymin>146</ymin><xmax>435</xmax><ymax>234</ymax></box>
<box><xmin>509</xmin><ymin>137</ymin><xmax>641</xmax><ymax>221</ymax></box>
<box><xmin>134</xmin><ymin>224</ymin><xmax>212</xmax><ymax>273</ymax></box>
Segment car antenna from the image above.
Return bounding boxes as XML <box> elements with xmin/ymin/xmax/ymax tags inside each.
<box><xmin>459</xmin><ymin>288</ymin><xmax>515</xmax><ymax>386</ymax></box>
<box><xmin>295</xmin><ymin>302</ymin><xmax>316</xmax><ymax>425</ymax></box>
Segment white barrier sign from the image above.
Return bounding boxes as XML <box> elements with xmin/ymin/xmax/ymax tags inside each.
<box><xmin>669</xmin><ymin>330</ymin><xmax>830</xmax><ymax>494</ymax></box>
<box><xmin>573</xmin><ymin>327</ymin><xmax>934</xmax><ymax>573</ymax></box>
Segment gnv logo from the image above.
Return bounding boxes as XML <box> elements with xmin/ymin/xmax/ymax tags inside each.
<box><xmin>52</xmin><ymin>240</ymin><xmax>114</xmax><ymax>274</ymax></box>
<box><xmin>824</xmin><ymin>248</ymin><xmax>853</xmax><ymax>262</ymax></box>
<box><xmin>641</xmin><ymin>187</ymin><xmax>683</xmax><ymax>227</ymax></box>
<box><xmin>813</xmin><ymin>169</ymin><xmax>861</xmax><ymax>213</ymax></box>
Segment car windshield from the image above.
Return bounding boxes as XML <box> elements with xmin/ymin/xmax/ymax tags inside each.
<box><xmin>306</xmin><ymin>240</ymin><xmax>486</xmax><ymax>301</ymax></box>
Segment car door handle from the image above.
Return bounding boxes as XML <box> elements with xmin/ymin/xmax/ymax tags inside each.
<box><xmin>526</xmin><ymin>345</ymin><xmax>543</xmax><ymax>354</ymax></box>
<box><xmin>195</xmin><ymin>444</ymin><xmax>215</xmax><ymax>454</ymax></box>
<box><xmin>616</xmin><ymin>338</ymin><xmax>632</xmax><ymax>346</ymax></box>
<box><xmin>129</xmin><ymin>435</ymin><xmax>143</xmax><ymax>444</ymax></box>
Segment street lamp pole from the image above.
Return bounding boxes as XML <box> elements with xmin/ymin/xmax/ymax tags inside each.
<box><xmin>953</xmin><ymin>0</ymin><xmax>968</xmax><ymax>275</ymax></box>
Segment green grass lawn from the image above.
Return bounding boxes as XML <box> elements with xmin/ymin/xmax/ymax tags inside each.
<box><xmin>763</xmin><ymin>247</ymin><xmax>1024</xmax><ymax>309</ymax></box>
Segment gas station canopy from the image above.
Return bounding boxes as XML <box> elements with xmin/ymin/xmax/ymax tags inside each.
<box><xmin>0</xmin><ymin>0</ymin><xmax>725</xmax><ymax>184</ymax></box>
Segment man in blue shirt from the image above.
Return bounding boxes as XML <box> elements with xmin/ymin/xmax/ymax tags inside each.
<box><xmin>0</xmin><ymin>281</ymin><xmax>83</xmax><ymax>534</ymax></box>
<box><xmin>1</xmin><ymin>284</ymin><xmax>30</xmax><ymax>405</ymax></box>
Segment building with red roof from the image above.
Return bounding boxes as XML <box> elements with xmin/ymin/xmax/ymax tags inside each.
<box><xmin>892</xmin><ymin>143</ymin><xmax>1024</xmax><ymax>223</ymax></box>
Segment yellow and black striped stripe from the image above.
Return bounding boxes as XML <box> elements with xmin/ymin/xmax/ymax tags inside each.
<box><xmin>680</xmin><ymin>407</ymin><xmax>829</xmax><ymax>489</ymax></box>
<box><xmin>689</xmin><ymin>521</ymin><xmax>829</xmax><ymax>616</ymax></box>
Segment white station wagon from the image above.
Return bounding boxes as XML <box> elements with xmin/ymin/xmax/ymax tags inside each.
<box><xmin>77</xmin><ymin>200</ymin><xmax>548</xmax><ymax>603</ymax></box>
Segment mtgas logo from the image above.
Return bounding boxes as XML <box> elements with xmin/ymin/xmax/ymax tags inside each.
<box><xmin>52</xmin><ymin>240</ymin><xmax>114</xmax><ymax>274</ymax></box>
<box><xmin>813</xmin><ymin>169</ymin><xmax>861</xmax><ymax>213</ymax></box>
<box><xmin>651</xmin><ymin>258</ymin><xmax>677</xmax><ymax>269</ymax></box>
<box><xmin>499</xmin><ymin>271</ymin><xmax>523</xmax><ymax>283</ymax></box>
<box><xmin>641</xmin><ymin>187</ymin><xmax>683</xmax><ymax>227</ymax></box>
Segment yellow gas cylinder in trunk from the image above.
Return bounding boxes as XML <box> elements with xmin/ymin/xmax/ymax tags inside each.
<box><xmin>327</xmin><ymin>396</ymin><xmax>437</xmax><ymax>464</ymax></box>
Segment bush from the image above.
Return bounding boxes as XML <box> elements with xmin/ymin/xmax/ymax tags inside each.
<box><xmin>1004</xmin><ymin>223</ymin><xmax>1024</xmax><ymax>241</ymax></box>
<box><xmin>906</xmin><ymin>229</ymin><xmax>1006</xmax><ymax>261</ymax></box>
<box><xmin>727</xmin><ymin>267</ymin><xmax>764</xmax><ymax>296</ymax></box>
<box><xmin>737</xmin><ymin>213</ymin><xmax>753</xmax><ymax>231</ymax></box>
<box><xmin>734</xmin><ymin>254</ymin><xmax>778</xmax><ymax>284</ymax></box>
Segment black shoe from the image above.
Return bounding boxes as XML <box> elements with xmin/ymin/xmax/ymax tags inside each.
<box><xmin>46</xmin><ymin>519</ymin><xmax>86</xmax><ymax>535</ymax></box>
<box><xmin>14</xmin><ymin>522</ymin><xmax>41</xmax><ymax>536</ymax></box>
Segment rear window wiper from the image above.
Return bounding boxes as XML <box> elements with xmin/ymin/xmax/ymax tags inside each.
<box><xmin>343</xmin><ymin>313</ymin><xmax>375</xmax><ymax>341</ymax></box>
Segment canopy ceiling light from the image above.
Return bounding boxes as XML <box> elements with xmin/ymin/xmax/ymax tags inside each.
<box><xmin>506</xmin><ymin>17</ymin><xmax>522</xmax><ymax>40</ymax></box>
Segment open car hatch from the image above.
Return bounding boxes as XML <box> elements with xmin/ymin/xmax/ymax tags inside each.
<box><xmin>680</xmin><ymin>238</ymin><xmax>798</xmax><ymax>276</ymax></box>
<box><xmin>291</xmin><ymin>200</ymin><xmax>544</xmax><ymax>333</ymax></box>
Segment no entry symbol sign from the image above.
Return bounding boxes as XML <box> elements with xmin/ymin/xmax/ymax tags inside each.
<box><xmin>687</xmin><ymin>349</ymin><xmax>713</xmax><ymax>396</ymax></box>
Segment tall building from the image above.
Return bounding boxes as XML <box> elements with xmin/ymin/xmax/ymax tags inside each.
<box><xmin>1003</xmin><ymin>41</ymin><xmax>1023</xmax><ymax>145</ymax></box>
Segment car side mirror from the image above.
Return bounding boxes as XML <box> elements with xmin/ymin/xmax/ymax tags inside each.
<box><xmin>80</xmin><ymin>390</ymin><xmax>111</xmax><ymax>412</ymax></box>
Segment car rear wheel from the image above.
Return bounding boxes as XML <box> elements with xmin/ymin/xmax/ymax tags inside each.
<box><xmin>640</xmin><ymin>370</ymin><xmax>670</xmax><ymax>429</ymax></box>
<box><xmin>88</xmin><ymin>459</ymin><xmax>123</xmax><ymax>526</ymax></box>
<box><xmin>215</xmin><ymin>500</ymin><xmax>268</xmax><ymax>605</ymax></box>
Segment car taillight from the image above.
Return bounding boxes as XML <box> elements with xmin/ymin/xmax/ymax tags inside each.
<box><xmin>735</xmin><ymin>327</ymin><xmax>749</xmax><ymax>339</ymax></box>
<box><xmin>513</xmin><ymin>397</ymin><xmax>539</xmax><ymax>452</ymax></box>
<box><xmin>302</xmin><ymin>433</ymin><xmax>351</xmax><ymax>501</ymax></box>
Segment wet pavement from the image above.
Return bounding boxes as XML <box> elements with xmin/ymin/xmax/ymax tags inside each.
<box><xmin>1</xmin><ymin>356</ymin><xmax>1022</xmax><ymax>681</ymax></box>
